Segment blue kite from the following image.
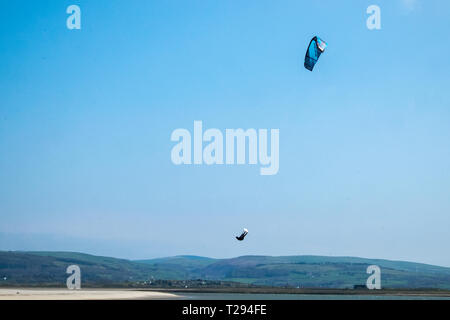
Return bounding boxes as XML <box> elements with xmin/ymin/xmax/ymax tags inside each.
<box><xmin>304</xmin><ymin>36</ymin><xmax>327</xmax><ymax>71</ymax></box>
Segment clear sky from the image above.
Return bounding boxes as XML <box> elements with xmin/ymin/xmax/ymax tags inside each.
<box><xmin>1</xmin><ymin>0</ymin><xmax>450</xmax><ymax>266</ymax></box>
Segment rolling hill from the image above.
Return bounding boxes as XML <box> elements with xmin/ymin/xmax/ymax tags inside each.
<box><xmin>1</xmin><ymin>251</ymin><xmax>450</xmax><ymax>289</ymax></box>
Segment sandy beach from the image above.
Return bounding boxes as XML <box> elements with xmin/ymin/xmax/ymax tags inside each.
<box><xmin>0</xmin><ymin>288</ymin><xmax>179</xmax><ymax>300</ymax></box>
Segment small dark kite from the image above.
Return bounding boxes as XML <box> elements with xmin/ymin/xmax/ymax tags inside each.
<box><xmin>236</xmin><ymin>228</ymin><xmax>248</xmax><ymax>241</ymax></box>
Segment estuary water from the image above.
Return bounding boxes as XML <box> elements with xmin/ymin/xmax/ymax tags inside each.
<box><xmin>174</xmin><ymin>292</ymin><xmax>450</xmax><ymax>300</ymax></box>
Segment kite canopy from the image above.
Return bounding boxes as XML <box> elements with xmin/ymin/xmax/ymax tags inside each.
<box><xmin>236</xmin><ymin>228</ymin><xmax>248</xmax><ymax>241</ymax></box>
<box><xmin>304</xmin><ymin>36</ymin><xmax>327</xmax><ymax>71</ymax></box>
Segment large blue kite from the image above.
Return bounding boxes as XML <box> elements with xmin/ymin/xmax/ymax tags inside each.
<box><xmin>304</xmin><ymin>36</ymin><xmax>327</xmax><ymax>71</ymax></box>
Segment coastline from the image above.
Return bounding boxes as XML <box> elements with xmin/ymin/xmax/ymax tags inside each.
<box><xmin>0</xmin><ymin>288</ymin><xmax>179</xmax><ymax>300</ymax></box>
<box><xmin>2</xmin><ymin>287</ymin><xmax>450</xmax><ymax>300</ymax></box>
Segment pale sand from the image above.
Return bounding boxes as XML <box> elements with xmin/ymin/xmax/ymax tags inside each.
<box><xmin>0</xmin><ymin>288</ymin><xmax>179</xmax><ymax>300</ymax></box>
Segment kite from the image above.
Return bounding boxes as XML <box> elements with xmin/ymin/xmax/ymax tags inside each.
<box><xmin>304</xmin><ymin>36</ymin><xmax>327</xmax><ymax>71</ymax></box>
<box><xmin>236</xmin><ymin>228</ymin><xmax>248</xmax><ymax>241</ymax></box>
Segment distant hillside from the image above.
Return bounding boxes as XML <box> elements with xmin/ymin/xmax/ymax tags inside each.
<box><xmin>1</xmin><ymin>251</ymin><xmax>450</xmax><ymax>289</ymax></box>
<box><xmin>138</xmin><ymin>255</ymin><xmax>450</xmax><ymax>289</ymax></box>
<box><xmin>0</xmin><ymin>251</ymin><xmax>154</xmax><ymax>286</ymax></box>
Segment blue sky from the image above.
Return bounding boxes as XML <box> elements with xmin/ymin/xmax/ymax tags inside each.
<box><xmin>1</xmin><ymin>1</ymin><xmax>450</xmax><ymax>266</ymax></box>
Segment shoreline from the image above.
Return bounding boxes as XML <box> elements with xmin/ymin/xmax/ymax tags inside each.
<box><xmin>0</xmin><ymin>288</ymin><xmax>179</xmax><ymax>300</ymax></box>
<box><xmin>2</xmin><ymin>287</ymin><xmax>450</xmax><ymax>300</ymax></box>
